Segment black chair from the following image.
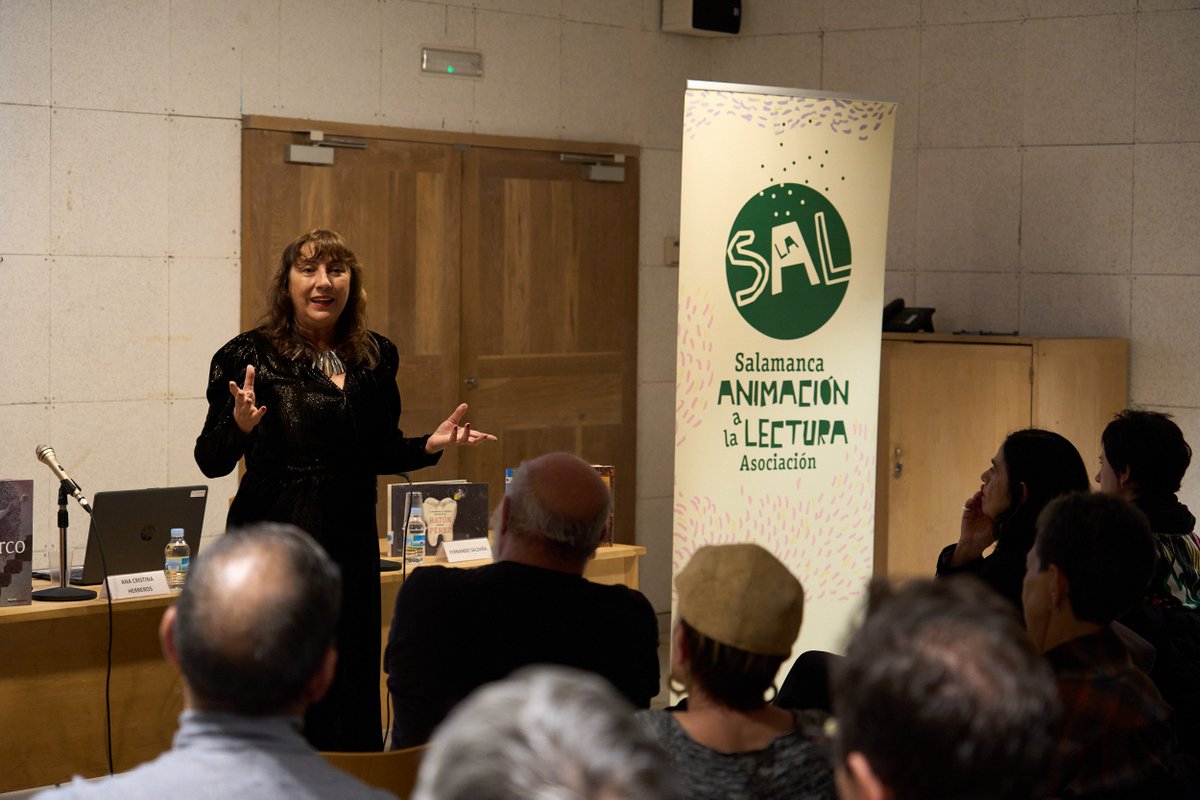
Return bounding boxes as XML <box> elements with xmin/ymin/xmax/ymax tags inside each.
<box><xmin>774</xmin><ymin>650</ymin><xmax>836</xmax><ymax>713</ymax></box>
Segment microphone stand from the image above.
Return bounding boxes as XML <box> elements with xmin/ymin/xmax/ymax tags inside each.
<box><xmin>32</xmin><ymin>481</ymin><xmax>97</xmax><ymax>601</ymax></box>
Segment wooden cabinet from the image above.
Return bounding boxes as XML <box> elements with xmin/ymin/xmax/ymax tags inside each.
<box><xmin>874</xmin><ymin>334</ymin><xmax>1128</xmax><ymax>578</ymax></box>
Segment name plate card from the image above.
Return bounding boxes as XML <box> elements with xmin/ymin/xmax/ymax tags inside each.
<box><xmin>102</xmin><ymin>570</ymin><xmax>172</xmax><ymax>599</ymax></box>
<box><xmin>440</xmin><ymin>538</ymin><xmax>493</xmax><ymax>564</ymax></box>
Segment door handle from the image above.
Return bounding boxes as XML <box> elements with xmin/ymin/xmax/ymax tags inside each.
<box><xmin>464</xmin><ymin>376</ymin><xmax>477</xmax><ymax>390</ymax></box>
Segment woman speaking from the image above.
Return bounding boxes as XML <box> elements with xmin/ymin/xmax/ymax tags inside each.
<box><xmin>195</xmin><ymin>228</ymin><xmax>493</xmax><ymax>751</ymax></box>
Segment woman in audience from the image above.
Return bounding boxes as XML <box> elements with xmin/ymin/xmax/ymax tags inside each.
<box><xmin>1097</xmin><ymin>409</ymin><xmax>1198</xmax><ymax>607</ymax></box>
<box><xmin>936</xmin><ymin>428</ymin><xmax>1089</xmax><ymax>614</ymax></box>
<box><xmin>1098</xmin><ymin>409</ymin><xmax>1200</xmax><ymax>759</ymax></box>
<box><xmin>779</xmin><ymin>428</ymin><xmax>1090</xmax><ymax>715</ymax></box>
<box><xmin>638</xmin><ymin>544</ymin><xmax>836</xmax><ymax>800</ymax></box>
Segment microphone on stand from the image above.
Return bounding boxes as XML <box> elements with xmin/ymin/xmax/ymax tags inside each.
<box><xmin>32</xmin><ymin>444</ymin><xmax>97</xmax><ymax>602</ymax></box>
<box><xmin>35</xmin><ymin>445</ymin><xmax>93</xmax><ymax>513</ymax></box>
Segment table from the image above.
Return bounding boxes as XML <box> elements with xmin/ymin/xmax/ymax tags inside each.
<box><xmin>0</xmin><ymin>543</ymin><xmax>645</xmax><ymax>793</ymax></box>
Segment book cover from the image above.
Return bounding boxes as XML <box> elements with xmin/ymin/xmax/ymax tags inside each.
<box><xmin>0</xmin><ymin>479</ymin><xmax>33</xmax><ymax>606</ymax></box>
<box><xmin>387</xmin><ymin>481</ymin><xmax>490</xmax><ymax>558</ymax></box>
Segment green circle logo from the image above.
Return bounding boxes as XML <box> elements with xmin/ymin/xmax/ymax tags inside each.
<box><xmin>725</xmin><ymin>184</ymin><xmax>852</xmax><ymax>340</ymax></box>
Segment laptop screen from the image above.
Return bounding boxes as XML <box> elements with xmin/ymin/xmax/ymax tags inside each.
<box><xmin>74</xmin><ymin>486</ymin><xmax>208</xmax><ymax>586</ymax></box>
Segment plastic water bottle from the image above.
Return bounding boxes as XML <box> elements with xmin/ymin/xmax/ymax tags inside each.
<box><xmin>405</xmin><ymin>493</ymin><xmax>427</xmax><ymax>569</ymax></box>
<box><xmin>164</xmin><ymin>527</ymin><xmax>190</xmax><ymax>589</ymax></box>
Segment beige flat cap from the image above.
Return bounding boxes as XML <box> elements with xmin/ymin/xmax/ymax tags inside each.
<box><xmin>676</xmin><ymin>543</ymin><xmax>804</xmax><ymax>657</ymax></box>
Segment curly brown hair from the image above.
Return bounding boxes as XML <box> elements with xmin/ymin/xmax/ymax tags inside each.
<box><xmin>258</xmin><ymin>228</ymin><xmax>380</xmax><ymax>368</ymax></box>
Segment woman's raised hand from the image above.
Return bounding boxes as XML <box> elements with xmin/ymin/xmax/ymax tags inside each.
<box><xmin>425</xmin><ymin>403</ymin><xmax>497</xmax><ymax>454</ymax></box>
<box><xmin>950</xmin><ymin>490</ymin><xmax>997</xmax><ymax>565</ymax></box>
<box><xmin>229</xmin><ymin>364</ymin><xmax>267</xmax><ymax>435</ymax></box>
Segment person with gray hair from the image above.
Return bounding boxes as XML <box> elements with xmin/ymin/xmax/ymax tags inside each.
<box><xmin>413</xmin><ymin>665</ymin><xmax>679</xmax><ymax>800</ymax></box>
<box><xmin>35</xmin><ymin>523</ymin><xmax>394</xmax><ymax>800</ymax></box>
<box><xmin>385</xmin><ymin>452</ymin><xmax>659</xmax><ymax>748</ymax></box>
<box><xmin>831</xmin><ymin>577</ymin><xmax>1060</xmax><ymax>800</ymax></box>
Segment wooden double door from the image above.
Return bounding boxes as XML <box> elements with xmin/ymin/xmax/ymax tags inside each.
<box><xmin>241</xmin><ymin>118</ymin><xmax>640</xmax><ymax>542</ymax></box>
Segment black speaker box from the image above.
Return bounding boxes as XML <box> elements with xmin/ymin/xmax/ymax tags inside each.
<box><xmin>663</xmin><ymin>0</ymin><xmax>741</xmax><ymax>37</ymax></box>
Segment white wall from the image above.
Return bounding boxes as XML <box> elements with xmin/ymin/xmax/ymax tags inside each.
<box><xmin>2</xmin><ymin>0</ymin><xmax>1198</xmax><ymax>615</ymax></box>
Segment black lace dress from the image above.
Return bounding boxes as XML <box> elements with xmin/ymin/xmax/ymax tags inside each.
<box><xmin>195</xmin><ymin>329</ymin><xmax>439</xmax><ymax>751</ymax></box>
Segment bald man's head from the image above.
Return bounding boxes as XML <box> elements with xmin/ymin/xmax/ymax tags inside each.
<box><xmin>502</xmin><ymin>453</ymin><xmax>612</xmax><ymax>566</ymax></box>
<box><xmin>172</xmin><ymin>523</ymin><xmax>341</xmax><ymax>715</ymax></box>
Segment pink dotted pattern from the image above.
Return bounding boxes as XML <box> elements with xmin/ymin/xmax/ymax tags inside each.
<box><xmin>675</xmin><ymin>293</ymin><xmax>716</xmax><ymax>447</ymax></box>
<box><xmin>685</xmin><ymin>89</ymin><xmax>895</xmax><ymax>142</ymax></box>
<box><xmin>673</xmin><ymin>423</ymin><xmax>875</xmax><ymax>602</ymax></box>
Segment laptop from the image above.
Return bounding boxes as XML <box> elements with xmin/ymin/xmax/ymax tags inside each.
<box><xmin>71</xmin><ymin>486</ymin><xmax>208</xmax><ymax>586</ymax></box>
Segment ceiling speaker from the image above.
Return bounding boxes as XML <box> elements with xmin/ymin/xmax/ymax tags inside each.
<box><xmin>662</xmin><ymin>0</ymin><xmax>741</xmax><ymax>37</ymax></box>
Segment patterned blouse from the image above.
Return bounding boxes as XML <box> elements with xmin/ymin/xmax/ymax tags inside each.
<box><xmin>636</xmin><ymin>707</ymin><xmax>837</xmax><ymax>800</ymax></box>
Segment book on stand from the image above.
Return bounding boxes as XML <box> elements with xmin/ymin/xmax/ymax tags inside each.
<box><xmin>386</xmin><ymin>481</ymin><xmax>490</xmax><ymax>559</ymax></box>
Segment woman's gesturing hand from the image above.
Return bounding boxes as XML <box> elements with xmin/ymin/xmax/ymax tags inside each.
<box><xmin>425</xmin><ymin>403</ymin><xmax>497</xmax><ymax>454</ymax></box>
<box><xmin>229</xmin><ymin>363</ymin><xmax>267</xmax><ymax>435</ymax></box>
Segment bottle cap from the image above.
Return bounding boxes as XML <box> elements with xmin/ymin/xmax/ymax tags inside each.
<box><xmin>170</xmin><ymin>527</ymin><xmax>184</xmax><ymax>537</ymax></box>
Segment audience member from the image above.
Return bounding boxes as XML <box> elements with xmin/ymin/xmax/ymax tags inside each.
<box><xmin>412</xmin><ymin>665</ymin><xmax>679</xmax><ymax>800</ymax></box>
<box><xmin>1098</xmin><ymin>409</ymin><xmax>1198</xmax><ymax>606</ymax></box>
<box><xmin>937</xmin><ymin>428</ymin><xmax>1090</xmax><ymax>614</ymax></box>
<box><xmin>1024</xmin><ymin>492</ymin><xmax>1174</xmax><ymax>798</ymax></box>
<box><xmin>788</xmin><ymin>429</ymin><xmax>1088</xmax><ymax>714</ymax></box>
<box><xmin>1098</xmin><ymin>409</ymin><xmax>1200</xmax><ymax>759</ymax></box>
<box><xmin>36</xmin><ymin>524</ymin><xmax>394</xmax><ymax>800</ymax></box>
<box><xmin>832</xmin><ymin>577</ymin><xmax>1059</xmax><ymax>800</ymax></box>
<box><xmin>638</xmin><ymin>544</ymin><xmax>837</xmax><ymax>800</ymax></box>
<box><xmin>385</xmin><ymin>452</ymin><xmax>659</xmax><ymax>748</ymax></box>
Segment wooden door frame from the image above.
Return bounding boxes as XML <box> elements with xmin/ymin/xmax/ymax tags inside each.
<box><xmin>242</xmin><ymin>114</ymin><xmax>639</xmax><ymax>156</ymax></box>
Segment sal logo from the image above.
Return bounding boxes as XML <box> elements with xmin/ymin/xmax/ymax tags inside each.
<box><xmin>725</xmin><ymin>183</ymin><xmax>852</xmax><ymax>339</ymax></box>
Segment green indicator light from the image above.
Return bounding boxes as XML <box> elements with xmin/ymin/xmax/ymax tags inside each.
<box><xmin>447</xmin><ymin>65</ymin><xmax>454</xmax><ymax>73</ymax></box>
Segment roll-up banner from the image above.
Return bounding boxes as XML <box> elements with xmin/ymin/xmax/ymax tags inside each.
<box><xmin>674</xmin><ymin>81</ymin><xmax>897</xmax><ymax>655</ymax></box>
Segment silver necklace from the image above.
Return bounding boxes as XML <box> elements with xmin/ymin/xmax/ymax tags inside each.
<box><xmin>313</xmin><ymin>349</ymin><xmax>345</xmax><ymax>378</ymax></box>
